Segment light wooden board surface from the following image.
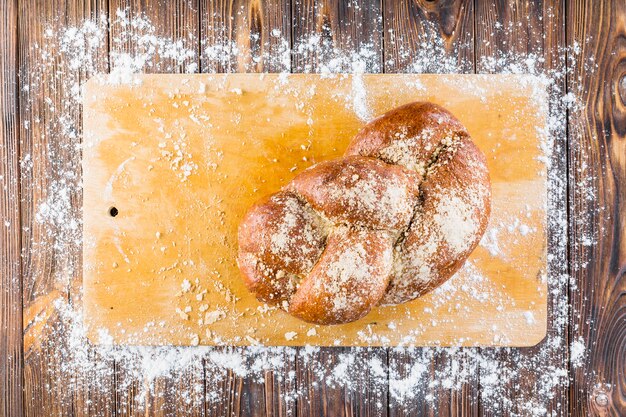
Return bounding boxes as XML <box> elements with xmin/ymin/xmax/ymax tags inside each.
<box><xmin>82</xmin><ymin>73</ymin><xmax>548</xmax><ymax>347</ymax></box>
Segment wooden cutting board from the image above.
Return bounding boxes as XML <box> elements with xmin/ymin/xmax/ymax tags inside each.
<box><xmin>82</xmin><ymin>73</ymin><xmax>548</xmax><ymax>347</ymax></box>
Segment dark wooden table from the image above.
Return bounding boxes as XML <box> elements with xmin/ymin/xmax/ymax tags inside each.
<box><xmin>1</xmin><ymin>0</ymin><xmax>624</xmax><ymax>416</ymax></box>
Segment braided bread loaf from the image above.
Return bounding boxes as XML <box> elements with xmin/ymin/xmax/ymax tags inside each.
<box><xmin>237</xmin><ymin>102</ymin><xmax>491</xmax><ymax>325</ymax></box>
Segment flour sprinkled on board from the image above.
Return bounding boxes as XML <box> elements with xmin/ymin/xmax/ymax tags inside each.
<box><xmin>21</xmin><ymin>7</ymin><xmax>591</xmax><ymax>416</ymax></box>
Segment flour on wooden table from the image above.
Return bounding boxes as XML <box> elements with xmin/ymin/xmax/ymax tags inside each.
<box><xmin>22</xmin><ymin>7</ymin><xmax>592</xmax><ymax>416</ymax></box>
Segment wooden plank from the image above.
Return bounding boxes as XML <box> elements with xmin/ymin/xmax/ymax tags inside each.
<box><xmin>203</xmin><ymin>348</ymin><xmax>296</xmax><ymax>417</ymax></box>
<box><xmin>107</xmin><ymin>2</ymin><xmax>207</xmax><ymax>416</ymax></box>
<box><xmin>388</xmin><ymin>348</ymin><xmax>479</xmax><ymax>416</ymax></box>
<box><xmin>72</xmin><ymin>350</ymin><xmax>116</xmax><ymax>417</ymax></box>
<box><xmin>0</xmin><ymin>1</ymin><xmax>22</xmax><ymax>416</ymax></box>
<box><xmin>114</xmin><ymin>354</ymin><xmax>152</xmax><ymax>416</ymax></box>
<box><xmin>198</xmin><ymin>2</ymin><xmax>295</xmax><ymax>415</ymax></box>
<box><xmin>292</xmin><ymin>0</ymin><xmax>340</xmax><ymax>72</ymax></box>
<box><xmin>535</xmin><ymin>2</ymin><xmax>569</xmax><ymax>416</ymax></box>
<box><xmin>66</xmin><ymin>4</ymin><xmax>117</xmax><ymax>415</ymax></box>
<box><xmin>292</xmin><ymin>0</ymin><xmax>382</xmax><ymax>72</ymax></box>
<box><xmin>23</xmin><ymin>314</ymin><xmax>65</xmax><ymax>417</ymax></box>
<box><xmin>383</xmin><ymin>1</ymin><xmax>478</xmax><ymax>416</ymax></box>
<box><xmin>335</xmin><ymin>0</ymin><xmax>382</xmax><ymax>72</ymax></box>
<box><xmin>115</xmin><ymin>352</ymin><xmax>205</xmax><ymax>417</ymax></box>
<box><xmin>383</xmin><ymin>0</ymin><xmax>474</xmax><ymax>73</ymax></box>
<box><xmin>568</xmin><ymin>0</ymin><xmax>626</xmax><ymax>415</ymax></box>
<box><xmin>200</xmin><ymin>0</ymin><xmax>291</xmax><ymax>73</ymax></box>
<box><xmin>474</xmin><ymin>1</ymin><xmax>568</xmax><ymax>416</ymax></box>
<box><xmin>297</xmin><ymin>348</ymin><xmax>387</xmax><ymax>416</ymax></box>
<box><xmin>17</xmin><ymin>0</ymin><xmax>114</xmax><ymax>416</ymax></box>
<box><xmin>110</xmin><ymin>0</ymin><xmax>201</xmax><ymax>73</ymax></box>
<box><xmin>63</xmin><ymin>2</ymin><xmax>115</xmax><ymax>415</ymax></box>
<box><xmin>261</xmin><ymin>350</ymin><xmax>297</xmax><ymax>417</ymax></box>
<box><xmin>290</xmin><ymin>1</ymin><xmax>388</xmax><ymax>415</ymax></box>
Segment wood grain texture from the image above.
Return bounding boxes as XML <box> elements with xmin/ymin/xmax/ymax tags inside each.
<box><xmin>71</xmin><ymin>349</ymin><xmax>116</xmax><ymax>417</ymax></box>
<box><xmin>382</xmin><ymin>1</ymin><xmax>478</xmax><ymax>416</ymax></box>
<box><xmin>204</xmin><ymin>348</ymin><xmax>296</xmax><ymax>416</ymax></box>
<box><xmin>388</xmin><ymin>349</ymin><xmax>479</xmax><ymax>416</ymax></box>
<box><xmin>0</xmin><ymin>1</ymin><xmax>22</xmax><ymax>416</ymax></box>
<box><xmin>261</xmin><ymin>350</ymin><xmax>297</xmax><ymax>417</ymax></box>
<box><xmin>115</xmin><ymin>354</ymin><xmax>205</xmax><ymax>417</ymax></box>
<box><xmin>335</xmin><ymin>0</ymin><xmax>382</xmax><ymax>71</ymax></box>
<box><xmin>18</xmin><ymin>0</ymin><xmax>113</xmax><ymax>416</ymax></box>
<box><xmin>383</xmin><ymin>0</ymin><xmax>474</xmax><ymax>73</ymax></box>
<box><xmin>296</xmin><ymin>348</ymin><xmax>388</xmax><ymax>417</ymax></box>
<box><xmin>200</xmin><ymin>0</ymin><xmax>291</xmax><ymax>73</ymax></box>
<box><xmin>67</xmin><ymin>2</ymin><xmax>115</xmax><ymax>415</ymax></box>
<box><xmin>387</xmin><ymin>347</ymin><xmax>479</xmax><ymax>416</ymax></box>
<box><xmin>568</xmin><ymin>0</ymin><xmax>626</xmax><ymax>415</ymax></box>
<box><xmin>110</xmin><ymin>0</ymin><xmax>200</xmax><ymax>73</ymax></box>
<box><xmin>474</xmin><ymin>1</ymin><xmax>569</xmax><ymax>416</ymax></box>
<box><xmin>292</xmin><ymin>0</ymin><xmax>340</xmax><ymax>72</ymax></box>
<box><xmin>292</xmin><ymin>0</ymin><xmax>382</xmax><ymax>72</ymax></box>
<box><xmin>6</xmin><ymin>0</ymin><xmax>625</xmax><ymax>416</ymax></box>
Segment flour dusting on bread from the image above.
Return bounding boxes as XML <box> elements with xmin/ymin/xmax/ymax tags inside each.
<box><xmin>318</xmin><ymin>241</ymin><xmax>375</xmax><ymax>311</ymax></box>
<box><xmin>433</xmin><ymin>187</ymin><xmax>480</xmax><ymax>255</ymax></box>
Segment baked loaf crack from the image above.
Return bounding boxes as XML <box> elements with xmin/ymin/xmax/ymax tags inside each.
<box><xmin>237</xmin><ymin>102</ymin><xmax>491</xmax><ymax>324</ymax></box>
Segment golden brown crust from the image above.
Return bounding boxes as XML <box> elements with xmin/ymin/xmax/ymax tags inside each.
<box><xmin>237</xmin><ymin>191</ymin><xmax>327</xmax><ymax>303</ymax></box>
<box><xmin>288</xmin><ymin>227</ymin><xmax>394</xmax><ymax>324</ymax></box>
<box><xmin>288</xmin><ymin>156</ymin><xmax>419</xmax><ymax>231</ymax></box>
<box><xmin>380</xmin><ymin>136</ymin><xmax>491</xmax><ymax>304</ymax></box>
<box><xmin>346</xmin><ymin>102</ymin><xmax>468</xmax><ymax>180</ymax></box>
<box><xmin>237</xmin><ymin>101</ymin><xmax>491</xmax><ymax>324</ymax></box>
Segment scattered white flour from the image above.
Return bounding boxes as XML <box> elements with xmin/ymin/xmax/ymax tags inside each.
<box><xmin>21</xmin><ymin>6</ymin><xmax>593</xmax><ymax>416</ymax></box>
<box><xmin>524</xmin><ymin>311</ymin><xmax>536</xmax><ymax>324</ymax></box>
<box><xmin>180</xmin><ymin>279</ymin><xmax>192</xmax><ymax>293</ymax></box>
<box><xmin>204</xmin><ymin>310</ymin><xmax>225</xmax><ymax>325</ymax></box>
<box><xmin>480</xmin><ymin>216</ymin><xmax>537</xmax><ymax>258</ymax></box>
<box><xmin>570</xmin><ymin>337</ymin><xmax>586</xmax><ymax>368</ymax></box>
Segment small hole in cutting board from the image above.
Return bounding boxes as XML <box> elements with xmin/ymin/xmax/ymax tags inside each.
<box><xmin>108</xmin><ymin>207</ymin><xmax>119</xmax><ymax>217</ymax></box>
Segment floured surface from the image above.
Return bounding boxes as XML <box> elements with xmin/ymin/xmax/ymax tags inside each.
<box><xmin>83</xmin><ymin>73</ymin><xmax>548</xmax><ymax>346</ymax></box>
